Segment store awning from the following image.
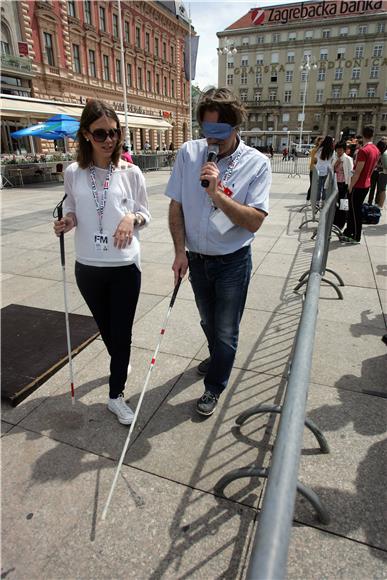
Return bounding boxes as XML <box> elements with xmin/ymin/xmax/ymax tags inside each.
<box><xmin>0</xmin><ymin>94</ymin><xmax>171</xmax><ymax>131</ymax></box>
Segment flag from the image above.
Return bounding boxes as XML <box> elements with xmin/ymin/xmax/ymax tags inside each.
<box><xmin>184</xmin><ymin>35</ymin><xmax>199</xmax><ymax>81</ymax></box>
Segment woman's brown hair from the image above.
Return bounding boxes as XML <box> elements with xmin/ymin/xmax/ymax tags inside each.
<box><xmin>76</xmin><ymin>99</ymin><xmax>123</xmax><ymax>168</ymax></box>
<box><xmin>196</xmin><ymin>87</ymin><xmax>246</xmax><ymax>128</ymax></box>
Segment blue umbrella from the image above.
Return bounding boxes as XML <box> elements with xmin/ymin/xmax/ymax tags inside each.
<box><xmin>11</xmin><ymin>115</ymin><xmax>79</xmax><ymax>140</ymax></box>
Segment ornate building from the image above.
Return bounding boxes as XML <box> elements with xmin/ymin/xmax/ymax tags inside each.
<box><xmin>1</xmin><ymin>0</ymin><xmax>192</xmax><ymax>153</ymax></box>
<box><xmin>218</xmin><ymin>0</ymin><xmax>387</xmax><ymax>151</ymax></box>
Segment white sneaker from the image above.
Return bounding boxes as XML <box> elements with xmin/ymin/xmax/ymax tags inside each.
<box><xmin>107</xmin><ymin>394</ymin><xmax>134</xmax><ymax>425</ymax></box>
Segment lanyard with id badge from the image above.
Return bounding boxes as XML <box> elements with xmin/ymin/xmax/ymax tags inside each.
<box><xmin>209</xmin><ymin>148</ymin><xmax>243</xmax><ymax>235</ymax></box>
<box><xmin>90</xmin><ymin>162</ymin><xmax>113</xmax><ymax>252</ymax></box>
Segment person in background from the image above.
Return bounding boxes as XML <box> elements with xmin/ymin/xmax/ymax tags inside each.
<box><xmin>332</xmin><ymin>141</ymin><xmax>353</xmax><ymax>231</ymax></box>
<box><xmin>282</xmin><ymin>147</ymin><xmax>288</xmax><ymax>161</ymax></box>
<box><xmin>121</xmin><ymin>143</ymin><xmax>133</xmax><ymax>164</ymax></box>
<box><xmin>144</xmin><ymin>140</ymin><xmax>151</xmax><ymax>151</ymax></box>
<box><xmin>166</xmin><ymin>87</ymin><xmax>271</xmax><ymax>417</ymax></box>
<box><xmin>169</xmin><ymin>142</ymin><xmax>175</xmax><ymax>152</ymax></box>
<box><xmin>341</xmin><ymin>126</ymin><xmax>380</xmax><ymax>244</ymax></box>
<box><xmin>268</xmin><ymin>145</ymin><xmax>274</xmax><ymax>158</ymax></box>
<box><xmin>306</xmin><ymin>135</ymin><xmax>323</xmax><ymax>200</ymax></box>
<box><xmin>53</xmin><ymin>99</ymin><xmax>151</xmax><ymax>425</ymax></box>
<box><xmin>315</xmin><ymin>135</ymin><xmax>334</xmax><ymax>206</ymax></box>
<box><xmin>375</xmin><ymin>137</ymin><xmax>387</xmax><ymax>210</ymax></box>
<box><xmin>367</xmin><ymin>140</ymin><xmax>387</xmax><ymax>208</ymax></box>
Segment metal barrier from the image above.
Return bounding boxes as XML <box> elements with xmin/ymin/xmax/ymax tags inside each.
<box><xmin>215</xmin><ymin>171</ymin><xmax>342</xmax><ymax>579</ymax></box>
<box><xmin>269</xmin><ymin>154</ymin><xmax>309</xmax><ymax>176</ymax></box>
<box><xmin>132</xmin><ymin>152</ymin><xmax>175</xmax><ymax>172</ymax></box>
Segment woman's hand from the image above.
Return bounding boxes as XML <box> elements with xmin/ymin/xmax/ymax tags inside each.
<box><xmin>113</xmin><ymin>213</ymin><xmax>135</xmax><ymax>249</ymax></box>
<box><xmin>53</xmin><ymin>213</ymin><xmax>76</xmax><ymax>237</ymax></box>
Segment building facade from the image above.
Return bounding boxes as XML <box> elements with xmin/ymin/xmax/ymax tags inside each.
<box><xmin>218</xmin><ymin>0</ymin><xmax>387</xmax><ymax>150</ymax></box>
<box><xmin>1</xmin><ymin>0</ymin><xmax>192</xmax><ymax>154</ymax></box>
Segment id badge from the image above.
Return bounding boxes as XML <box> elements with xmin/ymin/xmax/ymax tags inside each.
<box><xmin>209</xmin><ymin>209</ymin><xmax>235</xmax><ymax>234</ymax></box>
<box><xmin>94</xmin><ymin>231</ymin><xmax>109</xmax><ymax>252</ymax></box>
<box><xmin>339</xmin><ymin>199</ymin><xmax>349</xmax><ymax>211</ymax></box>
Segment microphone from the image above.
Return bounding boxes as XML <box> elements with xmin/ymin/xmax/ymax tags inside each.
<box><xmin>201</xmin><ymin>144</ymin><xmax>219</xmax><ymax>188</ymax></box>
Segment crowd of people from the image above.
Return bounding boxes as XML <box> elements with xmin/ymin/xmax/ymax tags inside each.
<box><xmin>307</xmin><ymin>128</ymin><xmax>386</xmax><ymax>244</ymax></box>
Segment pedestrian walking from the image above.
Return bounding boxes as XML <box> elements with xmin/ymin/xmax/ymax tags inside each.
<box><xmin>53</xmin><ymin>99</ymin><xmax>151</xmax><ymax>425</ymax></box>
<box><xmin>315</xmin><ymin>136</ymin><xmax>334</xmax><ymax>206</ymax></box>
<box><xmin>121</xmin><ymin>143</ymin><xmax>133</xmax><ymax>164</ymax></box>
<box><xmin>165</xmin><ymin>87</ymin><xmax>271</xmax><ymax>416</ymax></box>
<box><xmin>332</xmin><ymin>141</ymin><xmax>353</xmax><ymax>230</ymax></box>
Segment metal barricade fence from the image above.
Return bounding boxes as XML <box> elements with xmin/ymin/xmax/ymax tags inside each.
<box><xmin>269</xmin><ymin>154</ymin><xmax>309</xmax><ymax>176</ymax></box>
<box><xmin>132</xmin><ymin>152</ymin><xmax>175</xmax><ymax>172</ymax></box>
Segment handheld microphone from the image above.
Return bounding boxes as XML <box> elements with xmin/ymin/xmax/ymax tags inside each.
<box><xmin>201</xmin><ymin>144</ymin><xmax>219</xmax><ymax>188</ymax></box>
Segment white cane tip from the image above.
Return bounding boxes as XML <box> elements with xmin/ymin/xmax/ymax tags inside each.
<box><xmin>71</xmin><ymin>398</ymin><xmax>75</xmax><ymax>406</ymax></box>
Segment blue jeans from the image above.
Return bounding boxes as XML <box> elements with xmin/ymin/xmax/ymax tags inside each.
<box><xmin>317</xmin><ymin>174</ymin><xmax>327</xmax><ymax>202</ymax></box>
<box><xmin>188</xmin><ymin>246</ymin><xmax>252</xmax><ymax>396</ymax></box>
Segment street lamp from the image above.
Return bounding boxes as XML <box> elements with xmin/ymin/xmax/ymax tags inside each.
<box><xmin>298</xmin><ymin>55</ymin><xmax>317</xmax><ymax>151</ymax></box>
<box><xmin>217</xmin><ymin>37</ymin><xmax>237</xmax><ymax>86</ymax></box>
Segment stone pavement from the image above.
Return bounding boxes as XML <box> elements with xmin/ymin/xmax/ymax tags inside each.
<box><xmin>1</xmin><ymin>169</ymin><xmax>386</xmax><ymax>579</ymax></box>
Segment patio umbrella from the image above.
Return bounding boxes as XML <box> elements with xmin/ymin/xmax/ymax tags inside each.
<box><xmin>11</xmin><ymin>115</ymin><xmax>79</xmax><ymax>140</ymax></box>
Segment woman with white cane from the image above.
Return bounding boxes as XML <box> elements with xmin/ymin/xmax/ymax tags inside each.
<box><xmin>53</xmin><ymin>99</ymin><xmax>151</xmax><ymax>424</ymax></box>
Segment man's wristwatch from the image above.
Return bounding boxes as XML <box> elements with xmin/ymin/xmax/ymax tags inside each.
<box><xmin>133</xmin><ymin>212</ymin><xmax>143</xmax><ymax>226</ymax></box>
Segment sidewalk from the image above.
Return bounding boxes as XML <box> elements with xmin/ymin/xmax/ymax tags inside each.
<box><xmin>1</xmin><ymin>171</ymin><xmax>386</xmax><ymax>579</ymax></box>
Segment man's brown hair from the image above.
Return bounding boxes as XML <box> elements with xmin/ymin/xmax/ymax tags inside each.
<box><xmin>76</xmin><ymin>99</ymin><xmax>123</xmax><ymax>168</ymax></box>
<box><xmin>196</xmin><ymin>87</ymin><xmax>247</xmax><ymax>128</ymax></box>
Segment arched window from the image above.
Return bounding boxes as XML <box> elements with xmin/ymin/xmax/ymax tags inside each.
<box><xmin>1</xmin><ymin>22</ymin><xmax>13</xmax><ymax>55</ymax></box>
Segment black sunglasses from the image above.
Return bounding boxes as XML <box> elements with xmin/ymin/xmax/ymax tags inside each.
<box><xmin>88</xmin><ymin>128</ymin><xmax>121</xmax><ymax>143</ymax></box>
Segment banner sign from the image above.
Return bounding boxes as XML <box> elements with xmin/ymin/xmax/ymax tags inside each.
<box><xmin>184</xmin><ymin>35</ymin><xmax>199</xmax><ymax>81</ymax></box>
<box><xmin>251</xmin><ymin>0</ymin><xmax>385</xmax><ymax>26</ymax></box>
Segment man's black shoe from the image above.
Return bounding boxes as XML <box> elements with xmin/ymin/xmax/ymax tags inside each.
<box><xmin>197</xmin><ymin>357</ymin><xmax>211</xmax><ymax>376</ymax></box>
<box><xmin>196</xmin><ymin>390</ymin><xmax>218</xmax><ymax>416</ymax></box>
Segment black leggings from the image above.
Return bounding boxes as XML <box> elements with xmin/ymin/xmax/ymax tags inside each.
<box><xmin>75</xmin><ymin>261</ymin><xmax>141</xmax><ymax>398</ymax></box>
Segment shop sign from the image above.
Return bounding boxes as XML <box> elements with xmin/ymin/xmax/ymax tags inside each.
<box><xmin>18</xmin><ymin>42</ymin><xmax>29</xmax><ymax>56</ymax></box>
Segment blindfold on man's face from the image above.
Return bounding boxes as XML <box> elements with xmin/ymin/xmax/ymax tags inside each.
<box><xmin>201</xmin><ymin>121</ymin><xmax>236</xmax><ymax>140</ymax></box>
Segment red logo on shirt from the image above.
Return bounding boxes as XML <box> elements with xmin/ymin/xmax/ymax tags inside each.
<box><xmin>218</xmin><ymin>180</ymin><xmax>233</xmax><ymax>197</ymax></box>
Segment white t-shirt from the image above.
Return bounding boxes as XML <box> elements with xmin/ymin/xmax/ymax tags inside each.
<box><xmin>316</xmin><ymin>150</ymin><xmax>333</xmax><ymax>177</ymax></box>
<box><xmin>63</xmin><ymin>161</ymin><xmax>150</xmax><ymax>270</ymax></box>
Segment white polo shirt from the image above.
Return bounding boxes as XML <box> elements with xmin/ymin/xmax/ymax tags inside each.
<box><xmin>165</xmin><ymin>138</ymin><xmax>271</xmax><ymax>255</ymax></box>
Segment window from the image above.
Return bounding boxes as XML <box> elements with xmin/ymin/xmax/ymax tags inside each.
<box><xmin>256</xmin><ymin>35</ymin><xmax>264</xmax><ymax>44</ymax></box>
<box><xmin>163</xmin><ymin>41</ymin><xmax>167</xmax><ymax>60</ymax></box>
<box><xmin>337</xmin><ymin>47</ymin><xmax>346</xmax><ymax>60</ymax></box>
<box><xmin>322</xmin><ymin>29</ymin><xmax>330</xmax><ymax>38</ymax></box>
<box><xmin>320</xmin><ymin>49</ymin><xmax>328</xmax><ymax>61</ymax></box>
<box><xmin>163</xmin><ymin>76</ymin><xmax>168</xmax><ymax>95</ymax></box>
<box><xmin>124</xmin><ymin>21</ymin><xmax>130</xmax><ymax>43</ymax></box>
<box><xmin>288</xmin><ymin>31</ymin><xmax>296</xmax><ymax>40</ymax></box>
<box><xmin>255</xmin><ymin>72</ymin><xmax>262</xmax><ymax>84</ymax></box>
<box><xmin>272</xmin><ymin>33</ymin><xmax>280</xmax><ymax>43</ymax></box>
<box><xmin>348</xmin><ymin>87</ymin><xmax>358</xmax><ymax>98</ymax></box>
<box><xmin>335</xmin><ymin>67</ymin><xmax>343</xmax><ymax>80</ymax></box>
<box><xmin>72</xmin><ymin>44</ymin><xmax>81</xmax><ymax>73</ymax></box>
<box><xmin>68</xmin><ymin>1</ymin><xmax>75</xmax><ymax>17</ymax></box>
<box><xmin>1</xmin><ymin>40</ymin><xmax>10</xmax><ymax>54</ymax></box>
<box><xmin>316</xmin><ymin>89</ymin><xmax>323</xmax><ymax>103</ymax></box>
<box><xmin>269</xmin><ymin>89</ymin><xmax>277</xmax><ymax>102</ymax></box>
<box><xmin>171</xmin><ymin>45</ymin><xmax>174</xmax><ymax>63</ymax></box>
<box><xmin>227</xmin><ymin>74</ymin><xmax>233</xmax><ymax>86</ymax></box>
<box><xmin>284</xmin><ymin>90</ymin><xmax>292</xmax><ymax>103</ymax></box>
<box><xmin>137</xmin><ymin>67</ymin><xmax>143</xmax><ymax>90</ymax></box>
<box><xmin>171</xmin><ymin>78</ymin><xmax>175</xmax><ymax>97</ymax></box>
<box><xmin>116</xmin><ymin>59</ymin><xmax>121</xmax><ymax>83</ymax></box>
<box><xmin>241</xmin><ymin>55</ymin><xmax>248</xmax><ymax>66</ymax></box>
<box><xmin>384</xmin><ymin>89</ymin><xmax>387</xmax><ymax>101</ymax></box>
<box><xmin>271</xmin><ymin>52</ymin><xmax>279</xmax><ymax>64</ymax></box>
<box><xmin>147</xmin><ymin>70</ymin><xmax>152</xmax><ymax>91</ymax></box>
<box><xmin>355</xmin><ymin>46</ymin><xmax>364</xmax><ymax>58</ymax></box>
<box><xmin>88</xmin><ymin>49</ymin><xmax>96</xmax><ymax>77</ymax></box>
<box><xmin>331</xmin><ymin>86</ymin><xmax>341</xmax><ymax>98</ymax></box>
<box><xmin>367</xmin><ymin>85</ymin><xmax>376</xmax><ymax>98</ymax></box>
<box><xmin>103</xmin><ymin>55</ymin><xmax>110</xmax><ymax>80</ymax></box>
<box><xmin>145</xmin><ymin>32</ymin><xmax>150</xmax><ymax>53</ymax></box>
<box><xmin>373</xmin><ymin>44</ymin><xmax>383</xmax><ymax>57</ymax></box>
<box><xmin>370</xmin><ymin>65</ymin><xmax>379</xmax><ymax>79</ymax></box>
<box><xmin>227</xmin><ymin>58</ymin><xmax>234</xmax><ymax>69</ymax></box>
<box><xmin>340</xmin><ymin>27</ymin><xmax>348</xmax><ymax>36</ymax></box>
<box><xmin>282</xmin><ymin>113</ymin><xmax>289</xmax><ymax>122</ymax></box>
<box><xmin>285</xmin><ymin>70</ymin><xmax>293</xmax><ymax>82</ymax></box>
<box><xmin>287</xmin><ymin>51</ymin><xmax>295</xmax><ymax>63</ymax></box>
<box><xmin>156</xmin><ymin>73</ymin><xmax>160</xmax><ymax>92</ymax></box>
<box><xmin>44</xmin><ymin>32</ymin><xmax>55</xmax><ymax>66</ymax></box>
<box><xmin>377</xmin><ymin>22</ymin><xmax>385</xmax><ymax>33</ymax></box>
<box><xmin>242</xmin><ymin>37</ymin><xmax>249</xmax><ymax>46</ymax></box>
<box><xmin>256</xmin><ymin>53</ymin><xmax>264</xmax><ymax>64</ymax></box>
<box><xmin>155</xmin><ymin>38</ymin><xmax>159</xmax><ymax>57</ymax></box>
<box><xmin>271</xmin><ymin>71</ymin><xmax>278</xmax><ymax>82</ymax></box>
<box><xmin>254</xmin><ymin>90</ymin><xmax>261</xmax><ymax>102</ymax></box>
<box><xmin>301</xmin><ymin>69</ymin><xmax>308</xmax><ymax>82</ymax></box>
<box><xmin>239</xmin><ymin>89</ymin><xmax>248</xmax><ymax>102</ymax></box>
<box><xmin>303</xmin><ymin>50</ymin><xmax>312</xmax><ymax>61</ymax></box>
<box><xmin>99</xmin><ymin>6</ymin><xmax>106</xmax><ymax>32</ymax></box>
<box><xmin>304</xmin><ymin>30</ymin><xmax>313</xmax><ymax>39</ymax></box>
<box><xmin>112</xmin><ymin>14</ymin><xmax>118</xmax><ymax>37</ymax></box>
<box><xmin>84</xmin><ymin>1</ymin><xmax>92</xmax><ymax>25</ymax></box>
<box><xmin>352</xmin><ymin>68</ymin><xmax>360</xmax><ymax>80</ymax></box>
<box><xmin>359</xmin><ymin>25</ymin><xmax>367</xmax><ymax>34</ymax></box>
<box><xmin>136</xmin><ymin>26</ymin><xmax>141</xmax><ymax>48</ymax></box>
<box><xmin>127</xmin><ymin>63</ymin><xmax>132</xmax><ymax>86</ymax></box>
<box><xmin>241</xmin><ymin>70</ymin><xmax>247</xmax><ymax>84</ymax></box>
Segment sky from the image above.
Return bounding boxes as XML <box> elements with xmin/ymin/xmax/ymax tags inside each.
<box><xmin>188</xmin><ymin>0</ymin><xmax>301</xmax><ymax>89</ymax></box>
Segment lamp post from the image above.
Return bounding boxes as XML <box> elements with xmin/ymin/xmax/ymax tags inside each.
<box><xmin>217</xmin><ymin>37</ymin><xmax>237</xmax><ymax>86</ymax></box>
<box><xmin>298</xmin><ymin>55</ymin><xmax>317</xmax><ymax>151</ymax></box>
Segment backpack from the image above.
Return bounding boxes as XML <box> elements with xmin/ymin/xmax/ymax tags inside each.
<box><xmin>361</xmin><ymin>203</ymin><xmax>381</xmax><ymax>225</ymax></box>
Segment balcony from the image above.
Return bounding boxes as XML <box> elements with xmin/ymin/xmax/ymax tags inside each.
<box><xmin>245</xmin><ymin>99</ymin><xmax>281</xmax><ymax>108</ymax></box>
<box><xmin>326</xmin><ymin>97</ymin><xmax>380</xmax><ymax>106</ymax></box>
<box><xmin>1</xmin><ymin>54</ymin><xmax>34</xmax><ymax>77</ymax></box>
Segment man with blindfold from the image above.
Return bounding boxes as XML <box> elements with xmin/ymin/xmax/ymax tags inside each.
<box><xmin>165</xmin><ymin>87</ymin><xmax>271</xmax><ymax>417</ymax></box>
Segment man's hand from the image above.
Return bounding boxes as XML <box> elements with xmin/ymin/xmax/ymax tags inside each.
<box><xmin>172</xmin><ymin>251</ymin><xmax>188</xmax><ymax>285</ymax></box>
<box><xmin>200</xmin><ymin>161</ymin><xmax>220</xmax><ymax>198</ymax></box>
